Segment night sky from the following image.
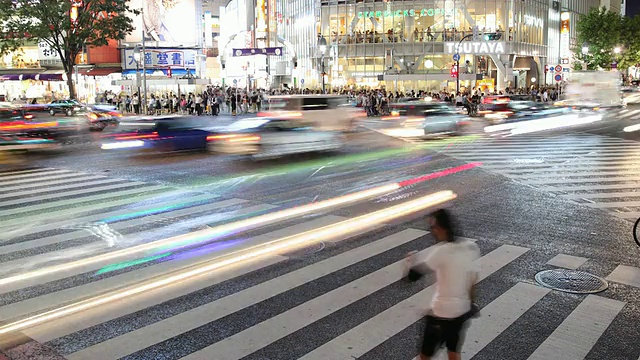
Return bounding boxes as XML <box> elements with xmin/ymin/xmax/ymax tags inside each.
<box><xmin>628</xmin><ymin>1</ymin><xmax>640</xmax><ymax>17</ymax></box>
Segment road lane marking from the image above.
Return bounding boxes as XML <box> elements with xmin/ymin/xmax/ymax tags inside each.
<box><xmin>0</xmin><ymin>198</ymin><xmax>247</xmax><ymax>258</ymax></box>
<box><xmin>0</xmin><ymin>201</ymin><xmax>262</xmax><ymax>285</ymax></box>
<box><xmin>25</xmin><ymin>255</ymin><xmax>287</xmax><ymax>344</ymax></box>
<box><xmin>0</xmin><ymin>185</ymin><xmax>169</xmax><ymax>218</ymax></box>
<box><xmin>0</xmin><ymin>178</ymin><xmax>129</xmax><ymax>200</ymax></box>
<box><xmin>527</xmin><ymin>295</ymin><xmax>624</xmax><ymax>360</ymax></box>
<box><xmin>0</xmin><ymin>191</ymin><xmax>455</xmax><ymax>335</ymax></box>
<box><xmin>0</xmin><ymin>188</ymin><xmax>171</xmax><ymax>228</ymax></box>
<box><xmin>298</xmin><ymin>244</ymin><xmax>529</xmax><ymax>360</ymax></box>
<box><xmin>0</xmin><ymin>181</ymin><xmax>150</xmax><ymax>208</ymax></box>
<box><xmin>606</xmin><ymin>265</ymin><xmax>640</xmax><ymax>288</ymax></box>
<box><xmin>0</xmin><ymin>182</ymin><xmax>400</xmax><ymax>288</ymax></box>
<box><xmin>0</xmin><ymin>215</ymin><xmax>345</xmax><ymax>321</ymax></box>
<box><xmin>0</xmin><ymin>168</ymin><xmax>56</xmax><ymax>177</ymax></box>
<box><xmin>432</xmin><ymin>282</ymin><xmax>551</xmax><ymax>360</ymax></box>
<box><xmin>0</xmin><ymin>175</ymin><xmax>106</xmax><ymax>194</ymax></box>
<box><xmin>0</xmin><ymin>172</ymin><xmax>98</xmax><ymax>186</ymax></box>
<box><xmin>524</xmin><ymin>176</ymin><xmax>640</xmax><ymax>185</ymax></box>
<box><xmin>63</xmin><ymin>229</ymin><xmax>428</xmax><ymax>359</ymax></box>
<box><xmin>561</xmin><ymin>192</ymin><xmax>640</xmax><ymax>199</ymax></box>
<box><xmin>546</xmin><ymin>254</ymin><xmax>588</xmax><ymax>270</ymax></box>
<box><xmin>0</xmin><ymin>193</ymin><xmax>217</xmax><ymax>238</ymax></box>
<box><xmin>0</xmin><ymin>169</ymin><xmax>72</xmax><ymax>181</ymax></box>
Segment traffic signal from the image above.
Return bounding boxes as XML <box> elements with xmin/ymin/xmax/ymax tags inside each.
<box><xmin>484</xmin><ymin>32</ymin><xmax>502</xmax><ymax>41</ymax></box>
<box><xmin>450</xmin><ymin>64</ymin><xmax>458</xmax><ymax>78</ymax></box>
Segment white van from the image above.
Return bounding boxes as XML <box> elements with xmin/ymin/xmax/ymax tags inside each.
<box><xmin>262</xmin><ymin>95</ymin><xmax>358</xmax><ymax>132</ymax></box>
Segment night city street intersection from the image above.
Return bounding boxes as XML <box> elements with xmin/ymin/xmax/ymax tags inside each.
<box><xmin>1</xmin><ymin>112</ymin><xmax>640</xmax><ymax>359</ymax></box>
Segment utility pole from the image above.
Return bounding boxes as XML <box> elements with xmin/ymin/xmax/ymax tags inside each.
<box><xmin>141</xmin><ymin>7</ymin><xmax>148</xmax><ymax>115</ymax></box>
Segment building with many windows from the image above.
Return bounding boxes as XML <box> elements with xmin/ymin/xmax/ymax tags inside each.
<box><xmin>310</xmin><ymin>0</ymin><xmax>611</xmax><ymax>93</ymax></box>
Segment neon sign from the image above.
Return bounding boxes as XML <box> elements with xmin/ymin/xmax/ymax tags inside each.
<box><xmin>358</xmin><ymin>8</ymin><xmax>453</xmax><ymax>19</ymax></box>
<box><xmin>445</xmin><ymin>42</ymin><xmax>506</xmax><ymax>54</ymax></box>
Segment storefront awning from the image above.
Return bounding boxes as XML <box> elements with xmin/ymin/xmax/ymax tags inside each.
<box><xmin>79</xmin><ymin>67</ymin><xmax>121</xmax><ymax>76</ymax></box>
<box><xmin>0</xmin><ymin>70</ymin><xmax>65</xmax><ymax>81</ymax></box>
<box><xmin>38</xmin><ymin>70</ymin><xmax>65</xmax><ymax>81</ymax></box>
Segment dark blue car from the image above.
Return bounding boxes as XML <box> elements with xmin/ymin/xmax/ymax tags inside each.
<box><xmin>101</xmin><ymin>116</ymin><xmax>214</xmax><ymax>152</ymax></box>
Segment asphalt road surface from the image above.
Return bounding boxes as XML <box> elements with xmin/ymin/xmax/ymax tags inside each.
<box><xmin>1</xmin><ymin>108</ymin><xmax>640</xmax><ymax>360</ymax></box>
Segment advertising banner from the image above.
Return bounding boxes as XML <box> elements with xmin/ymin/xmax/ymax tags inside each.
<box><xmin>560</xmin><ymin>12</ymin><xmax>571</xmax><ymax>65</ymax></box>
<box><xmin>125</xmin><ymin>0</ymin><xmax>197</xmax><ymax>45</ymax></box>
<box><xmin>232</xmin><ymin>47</ymin><xmax>283</xmax><ymax>56</ymax></box>
<box><xmin>122</xmin><ymin>48</ymin><xmax>196</xmax><ymax>70</ymax></box>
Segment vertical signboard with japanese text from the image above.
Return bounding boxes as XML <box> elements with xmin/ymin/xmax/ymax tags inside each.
<box><xmin>560</xmin><ymin>12</ymin><xmax>571</xmax><ymax>65</ymax></box>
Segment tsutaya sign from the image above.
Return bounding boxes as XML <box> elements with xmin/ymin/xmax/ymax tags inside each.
<box><xmin>445</xmin><ymin>42</ymin><xmax>506</xmax><ymax>54</ymax></box>
<box><xmin>358</xmin><ymin>8</ymin><xmax>453</xmax><ymax>19</ymax></box>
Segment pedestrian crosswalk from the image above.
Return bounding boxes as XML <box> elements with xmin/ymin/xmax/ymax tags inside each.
<box><xmin>438</xmin><ymin>133</ymin><xmax>640</xmax><ymax>220</ymax></box>
<box><xmin>3</xmin><ymin>223</ymin><xmax>639</xmax><ymax>359</ymax></box>
<box><xmin>617</xmin><ymin>108</ymin><xmax>640</xmax><ymax>121</ymax></box>
<box><xmin>1</xmin><ymin>166</ymin><xmax>640</xmax><ymax>359</ymax></box>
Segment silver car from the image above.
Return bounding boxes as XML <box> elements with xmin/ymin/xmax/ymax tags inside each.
<box><xmin>401</xmin><ymin>103</ymin><xmax>469</xmax><ymax>137</ymax></box>
<box><xmin>210</xmin><ymin>117</ymin><xmax>343</xmax><ymax>160</ymax></box>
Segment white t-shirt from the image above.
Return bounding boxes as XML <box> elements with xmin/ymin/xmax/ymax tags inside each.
<box><xmin>422</xmin><ymin>239</ymin><xmax>480</xmax><ymax>318</ymax></box>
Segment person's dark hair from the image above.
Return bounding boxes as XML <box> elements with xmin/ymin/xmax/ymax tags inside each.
<box><xmin>430</xmin><ymin>209</ymin><xmax>456</xmax><ymax>242</ymax></box>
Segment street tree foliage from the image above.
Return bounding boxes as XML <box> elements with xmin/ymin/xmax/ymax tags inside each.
<box><xmin>574</xmin><ymin>7</ymin><xmax>640</xmax><ymax>71</ymax></box>
<box><xmin>0</xmin><ymin>0</ymin><xmax>138</xmax><ymax>99</ymax></box>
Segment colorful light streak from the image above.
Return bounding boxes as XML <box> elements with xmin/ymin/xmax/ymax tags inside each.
<box><xmin>100</xmin><ymin>199</ymin><xmax>215</xmax><ymax>224</ymax></box>
<box><xmin>95</xmin><ymin>252</ymin><xmax>173</xmax><ymax>275</ymax></box>
<box><xmin>188</xmin><ymin>135</ymin><xmax>481</xmax><ymax>188</ymax></box>
<box><xmin>0</xmin><ymin>190</ymin><xmax>455</xmax><ymax>335</ymax></box>
<box><xmin>0</xmin><ymin>182</ymin><xmax>400</xmax><ymax>288</ymax></box>
<box><xmin>397</xmin><ymin>162</ymin><xmax>483</xmax><ymax>187</ymax></box>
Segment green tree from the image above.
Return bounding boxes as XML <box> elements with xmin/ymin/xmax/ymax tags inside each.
<box><xmin>618</xmin><ymin>15</ymin><xmax>640</xmax><ymax>71</ymax></box>
<box><xmin>574</xmin><ymin>6</ymin><xmax>623</xmax><ymax>70</ymax></box>
<box><xmin>0</xmin><ymin>0</ymin><xmax>138</xmax><ymax>99</ymax></box>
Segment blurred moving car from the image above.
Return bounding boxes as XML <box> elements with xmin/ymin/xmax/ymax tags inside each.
<box><xmin>86</xmin><ymin>108</ymin><xmax>122</xmax><ymax>131</ymax></box>
<box><xmin>0</xmin><ymin>105</ymin><xmax>87</xmax><ymax>140</ymax></box>
<box><xmin>47</xmin><ymin>99</ymin><xmax>85</xmax><ymax>116</ymax></box>
<box><xmin>478</xmin><ymin>94</ymin><xmax>532</xmax><ymax>116</ymax></box>
<box><xmin>0</xmin><ymin>135</ymin><xmax>58</xmax><ymax>165</ymax></box>
<box><xmin>401</xmin><ymin>103</ymin><xmax>469</xmax><ymax>136</ymax></box>
<box><xmin>484</xmin><ymin>101</ymin><xmax>570</xmax><ymax>125</ymax></box>
<box><xmin>101</xmin><ymin>117</ymin><xmax>208</xmax><ymax>152</ymax></box>
<box><xmin>102</xmin><ymin>115</ymin><xmax>344</xmax><ymax>159</ymax></box>
<box><xmin>261</xmin><ymin>95</ymin><xmax>358</xmax><ymax>132</ymax></box>
<box><xmin>210</xmin><ymin>117</ymin><xmax>343</xmax><ymax>159</ymax></box>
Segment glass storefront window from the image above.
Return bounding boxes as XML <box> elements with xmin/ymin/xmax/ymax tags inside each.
<box><xmin>319</xmin><ymin>0</ymin><xmax>547</xmax><ymax>45</ymax></box>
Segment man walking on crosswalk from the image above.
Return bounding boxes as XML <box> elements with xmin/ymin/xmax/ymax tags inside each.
<box><xmin>405</xmin><ymin>209</ymin><xmax>481</xmax><ymax>360</ymax></box>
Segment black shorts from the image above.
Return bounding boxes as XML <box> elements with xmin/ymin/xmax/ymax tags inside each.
<box><xmin>420</xmin><ymin>314</ymin><xmax>468</xmax><ymax>356</ymax></box>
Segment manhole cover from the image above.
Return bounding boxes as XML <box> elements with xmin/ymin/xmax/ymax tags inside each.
<box><xmin>535</xmin><ymin>269</ymin><xmax>608</xmax><ymax>294</ymax></box>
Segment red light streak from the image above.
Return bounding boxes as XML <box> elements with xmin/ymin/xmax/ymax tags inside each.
<box><xmin>397</xmin><ymin>162</ymin><xmax>482</xmax><ymax>187</ymax></box>
<box><xmin>115</xmin><ymin>132</ymin><xmax>158</xmax><ymax>140</ymax></box>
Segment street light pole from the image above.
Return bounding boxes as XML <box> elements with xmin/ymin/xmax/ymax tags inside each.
<box><xmin>318</xmin><ymin>36</ymin><xmax>327</xmax><ymax>94</ymax></box>
<box><xmin>141</xmin><ymin>7</ymin><xmax>148</xmax><ymax>115</ymax></box>
<box><xmin>321</xmin><ymin>55</ymin><xmax>325</xmax><ymax>94</ymax></box>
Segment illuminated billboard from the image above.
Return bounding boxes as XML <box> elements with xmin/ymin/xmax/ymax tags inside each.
<box><xmin>125</xmin><ymin>0</ymin><xmax>198</xmax><ymax>46</ymax></box>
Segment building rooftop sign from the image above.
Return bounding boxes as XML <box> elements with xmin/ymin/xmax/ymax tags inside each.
<box><xmin>358</xmin><ymin>8</ymin><xmax>453</xmax><ymax>19</ymax></box>
<box><xmin>445</xmin><ymin>42</ymin><xmax>506</xmax><ymax>54</ymax></box>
